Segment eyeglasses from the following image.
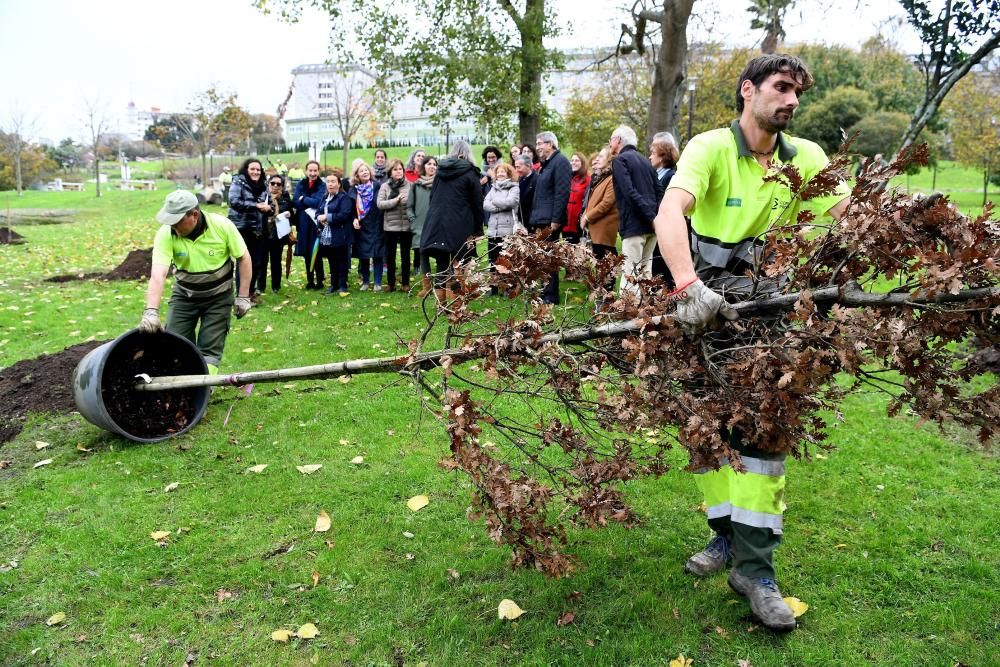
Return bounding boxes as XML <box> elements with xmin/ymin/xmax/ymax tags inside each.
<box><xmin>269</xmin><ymin>182</ymin><xmax>283</xmax><ymax>187</ymax></box>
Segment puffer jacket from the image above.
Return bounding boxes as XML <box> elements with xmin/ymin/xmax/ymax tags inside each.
<box><xmin>420</xmin><ymin>156</ymin><xmax>483</xmax><ymax>254</ymax></box>
<box><xmin>483</xmin><ymin>179</ymin><xmax>520</xmax><ymax>237</ymax></box>
<box><xmin>227</xmin><ymin>174</ymin><xmax>267</xmax><ymax>234</ymax></box>
<box><xmin>377</xmin><ymin>179</ymin><xmax>410</xmax><ymax>232</ymax></box>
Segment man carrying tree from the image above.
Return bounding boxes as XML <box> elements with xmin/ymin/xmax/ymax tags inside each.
<box><xmin>654</xmin><ymin>54</ymin><xmax>850</xmax><ymax>631</ymax></box>
<box><xmin>139</xmin><ymin>190</ymin><xmax>253</xmax><ymax>374</ymax></box>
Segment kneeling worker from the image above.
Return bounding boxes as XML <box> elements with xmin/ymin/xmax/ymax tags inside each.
<box><xmin>139</xmin><ymin>190</ymin><xmax>253</xmax><ymax>373</ymax></box>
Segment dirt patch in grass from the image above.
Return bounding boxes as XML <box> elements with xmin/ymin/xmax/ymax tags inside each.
<box><xmin>45</xmin><ymin>248</ymin><xmax>152</xmax><ymax>283</ymax></box>
<box><xmin>0</xmin><ymin>228</ymin><xmax>25</xmax><ymax>244</ymax></box>
<box><xmin>0</xmin><ymin>341</ymin><xmax>104</xmax><ymax>445</ymax></box>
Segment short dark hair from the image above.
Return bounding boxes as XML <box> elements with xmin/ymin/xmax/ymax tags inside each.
<box><xmin>735</xmin><ymin>54</ymin><xmax>814</xmax><ymax>113</ymax></box>
<box><xmin>374</xmin><ymin>149</ymin><xmax>387</xmax><ymax>159</ymax></box>
<box><xmin>482</xmin><ymin>145</ymin><xmax>501</xmax><ymax>161</ymax></box>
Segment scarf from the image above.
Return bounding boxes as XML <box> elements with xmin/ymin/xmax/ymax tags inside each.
<box><xmin>244</xmin><ymin>174</ymin><xmax>266</xmax><ymax>198</ymax></box>
<box><xmin>387</xmin><ymin>176</ymin><xmax>405</xmax><ymax>198</ymax></box>
<box><xmin>416</xmin><ymin>174</ymin><xmax>435</xmax><ymax>188</ymax></box>
<box><xmin>355</xmin><ymin>181</ymin><xmax>374</xmax><ymax>220</ymax></box>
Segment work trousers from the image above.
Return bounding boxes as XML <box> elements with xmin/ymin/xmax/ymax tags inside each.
<box><xmin>694</xmin><ymin>435</ymin><xmax>786</xmax><ymax>580</ymax></box>
<box><xmin>166</xmin><ymin>289</ymin><xmax>234</xmax><ymax>368</ymax></box>
<box><xmin>384</xmin><ymin>230</ymin><xmax>412</xmax><ymax>288</ymax></box>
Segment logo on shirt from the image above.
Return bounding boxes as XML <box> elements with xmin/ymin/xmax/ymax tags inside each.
<box><xmin>176</xmin><ymin>251</ymin><xmax>188</xmax><ymax>258</ymax></box>
<box><xmin>725</xmin><ymin>198</ymin><xmax>742</xmax><ymax>207</ymax></box>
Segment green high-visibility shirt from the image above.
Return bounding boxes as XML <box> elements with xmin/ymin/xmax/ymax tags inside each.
<box><xmin>669</xmin><ymin>121</ymin><xmax>848</xmax><ymax>268</ymax></box>
<box><xmin>153</xmin><ymin>211</ymin><xmax>247</xmax><ymax>299</ymax></box>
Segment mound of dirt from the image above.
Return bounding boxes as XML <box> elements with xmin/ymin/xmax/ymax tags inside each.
<box><xmin>0</xmin><ymin>228</ymin><xmax>24</xmax><ymax>244</ymax></box>
<box><xmin>0</xmin><ymin>341</ymin><xmax>104</xmax><ymax>445</ymax></box>
<box><xmin>45</xmin><ymin>248</ymin><xmax>152</xmax><ymax>283</ymax></box>
<box><xmin>102</xmin><ymin>248</ymin><xmax>152</xmax><ymax>281</ymax></box>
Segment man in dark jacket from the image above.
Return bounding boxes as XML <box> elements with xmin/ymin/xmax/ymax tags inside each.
<box><xmin>528</xmin><ymin>131</ymin><xmax>572</xmax><ymax>304</ymax></box>
<box><xmin>610</xmin><ymin>124</ymin><xmax>660</xmax><ymax>298</ymax></box>
<box><xmin>420</xmin><ymin>140</ymin><xmax>483</xmax><ymax>298</ymax></box>
<box><xmin>515</xmin><ymin>155</ymin><xmax>536</xmax><ymax>225</ymax></box>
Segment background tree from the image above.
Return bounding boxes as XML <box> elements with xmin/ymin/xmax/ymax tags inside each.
<box><xmin>943</xmin><ymin>59</ymin><xmax>1000</xmax><ymax>205</ymax></box>
<box><xmin>850</xmin><ymin>111</ymin><xmax>912</xmax><ymax>158</ymax></box>
<box><xmin>144</xmin><ymin>115</ymin><xmax>188</xmax><ymax>153</ymax></box>
<box><xmin>896</xmin><ymin>0</ymin><xmax>1000</xmax><ymax>152</ymax></box>
<box><xmin>259</xmin><ymin>0</ymin><xmax>563</xmax><ymax>144</ymax></box>
<box><xmin>675</xmin><ymin>44</ymin><xmax>756</xmax><ymax>143</ymax></box>
<box><xmin>0</xmin><ymin>132</ymin><xmax>56</xmax><ymax>191</ymax></box>
<box><xmin>563</xmin><ymin>52</ymin><xmax>652</xmax><ymax>153</ymax></box>
<box><xmin>45</xmin><ymin>138</ymin><xmax>85</xmax><ymax>171</ymax></box>
<box><xmin>249</xmin><ymin>113</ymin><xmax>284</xmax><ymax>153</ymax></box>
<box><xmin>793</xmin><ymin>85</ymin><xmax>875</xmax><ymax>154</ymax></box>
<box><xmin>174</xmin><ymin>88</ymin><xmax>253</xmax><ymax>185</ymax></box>
<box><xmin>617</xmin><ymin>0</ymin><xmax>697</xmax><ymax>144</ymax></box>
<box><xmin>747</xmin><ymin>0</ymin><xmax>795</xmax><ymax>53</ymax></box>
<box><xmin>1</xmin><ymin>108</ymin><xmax>37</xmax><ymax>197</ymax></box>
<box><xmin>81</xmin><ymin>97</ymin><xmax>111</xmax><ymax>198</ymax></box>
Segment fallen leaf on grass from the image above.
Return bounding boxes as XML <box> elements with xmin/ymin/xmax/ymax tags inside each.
<box><xmin>314</xmin><ymin>511</ymin><xmax>331</xmax><ymax>532</ymax></box>
<box><xmin>338</xmin><ymin>375</ymin><xmax>351</xmax><ymax>384</ymax></box>
<box><xmin>46</xmin><ymin>612</ymin><xmax>66</xmax><ymax>626</ymax></box>
<box><xmin>406</xmin><ymin>495</ymin><xmax>429</xmax><ymax>512</ymax></box>
<box><xmin>350</xmin><ymin>456</ymin><xmax>364</xmax><ymax>465</ymax></box>
<box><xmin>216</xmin><ymin>588</ymin><xmax>237</xmax><ymax>602</ymax></box>
<box><xmin>271</xmin><ymin>629</ymin><xmax>293</xmax><ymax>642</ymax></box>
<box><xmin>245</xmin><ymin>464</ymin><xmax>268</xmax><ymax>474</ymax></box>
<box><xmin>783</xmin><ymin>597</ymin><xmax>809</xmax><ymax>618</ymax></box>
<box><xmin>834</xmin><ymin>543</ymin><xmax>847</xmax><ymax>549</ymax></box>
<box><xmin>338</xmin><ymin>438</ymin><xmax>350</xmax><ymax>445</ymax></box>
<box><xmin>402</xmin><ymin>531</ymin><xmax>414</xmax><ymax>539</ymax></box>
<box><xmin>35</xmin><ymin>441</ymin><xmax>50</xmax><ymax>450</ymax></box>
<box><xmin>738</xmin><ymin>660</ymin><xmax>753</xmax><ymax>667</ymax></box>
<box><xmin>263</xmin><ymin>325</ymin><xmax>273</xmax><ymax>333</ymax></box>
<box><xmin>33</xmin><ymin>459</ymin><xmax>53</xmax><ymax>469</ymax></box>
<box><xmin>498</xmin><ymin>599</ymin><xmax>525</xmax><ymax>620</ymax></box>
<box><xmin>0</xmin><ymin>460</ymin><xmax>11</xmax><ymax>469</ymax></box>
<box><xmin>76</xmin><ymin>445</ymin><xmax>91</xmax><ymax>452</ymax></box>
<box><xmin>296</xmin><ymin>623</ymin><xmax>319</xmax><ymax>639</ymax></box>
<box><xmin>447</xmin><ymin>568</ymin><xmax>460</xmax><ymax>580</ymax></box>
<box><xmin>715</xmin><ymin>625</ymin><xmax>730</xmax><ymax>639</ymax></box>
<box><xmin>557</xmin><ymin>611</ymin><xmax>575</xmax><ymax>626</ymax></box>
<box><xmin>344</xmin><ymin>634</ymin><xmax>358</xmax><ymax>646</ymax></box>
<box><xmin>669</xmin><ymin>655</ymin><xmax>693</xmax><ymax>667</ymax></box>
<box><xmin>164</xmin><ymin>482</ymin><xmax>179</xmax><ymax>492</ymax></box>
<box><xmin>150</xmin><ymin>531</ymin><xmax>171</xmax><ymax>541</ymax></box>
<box><xmin>324</xmin><ymin>539</ymin><xmax>335</xmax><ymax>550</ymax></box>
<box><xmin>311</xmin><ymin>571</ymin><xmax>320</xmax><ymax>588</ymax></box>
<box><xmin>297</xmin><ymin>464</ymin><xmax>322</xmax><ymax>474</ymax></box>
<box><xmin>242</xmin><ymin>347</ymin><xmax>255</xmax><ymax>353</ymax></box>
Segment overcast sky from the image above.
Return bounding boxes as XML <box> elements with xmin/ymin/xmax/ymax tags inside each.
<box><xmin>1</xmin><ymin>0</ymin><xmax>922</xmax><ymax>142</ymax></box>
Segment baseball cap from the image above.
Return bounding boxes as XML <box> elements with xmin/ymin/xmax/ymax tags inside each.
<box><xmin>155</xmin><ymin>190</ymin><xmax>199</xmax><ymax>225</ymax></box>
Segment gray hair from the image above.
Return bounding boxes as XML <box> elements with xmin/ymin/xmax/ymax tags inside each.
<box><xmin>516</xmin><ymin>155</ymin><xmax>534</xmax><ymax>169</ymax></box>
<box><xmin>651</xmin><ymin>131</ymin><xmax>677</xmax><ymax>148</ymax></box>
<box><xmin>612</xmin><ymin>125</ymin><xmax>638</xmax><ymax>148</ymax></box>
<box><xmin>536</xmin><ymin>131</ymin><xmax>558</xmax><ymax>149</ymax></box>
<box><xmin>450</xmin><ymin>139</ymin><xmax>472</xmax><ymax>162</ymax></box>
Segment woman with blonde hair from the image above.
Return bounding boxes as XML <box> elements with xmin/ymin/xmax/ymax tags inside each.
<box><xmin>581</xmin><ymin>147</ymin><xmax>619</xmax><ymax>296</ymax></box>
<box><xmin>377</xmin><ymin>158</ymin><xmax>411</xmax><ymax>292</ymax></box>
<box><xmin>347</xmin><ymin>159</ymin><xmax>385</xmax><ymax>291</ymax></box>
<box><xmin>482</xmin><ymin>162</ymin><xmax>520</xmax><ymax>295</ymax></box>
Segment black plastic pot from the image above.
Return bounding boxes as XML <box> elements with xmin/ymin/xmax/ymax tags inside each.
<box><xmin>73</xmin><ymin>329</ymin><xmax>209</xmax><ymax>442</ymax></box>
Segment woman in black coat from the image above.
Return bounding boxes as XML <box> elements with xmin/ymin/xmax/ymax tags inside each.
<box><xmin>262</xmin><ymin>175</ymin><xmax>295</xmax><ymax>294</ymax></box>
<box><xmin>420</xmin><ymin>140</ymin><xmax>483</xmax><ymax>288</ymax></box>
<box><xmin>293</xmin><ymin>160</ymin><xmax>326</xmax><ymax>290</ymax></box>
<box><xmin>227</xmin><ymin>157</ymin><xmax>270</xmax><ymax>297</ymax></box>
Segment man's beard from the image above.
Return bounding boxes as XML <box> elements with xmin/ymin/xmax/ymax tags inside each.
<box><xmin>755</xmin><ymin>107</ymin><xmax>794</xmax><ymax>133</ymax></box>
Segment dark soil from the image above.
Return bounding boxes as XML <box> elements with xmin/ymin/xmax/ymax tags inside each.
<box><xmin>0</xmin><ymin>341</ymin><xmax>104</xmax><ymax>445</ymax></box>
<box><xmin>45</xmin><ymin>248</ymin><xmax>152</xmax><ymax>283</ymax></box>
<box><xmin>0</xmin><ymin>228</ymin><xmax>24</xmax><ymax>244</ymax></box>
<box><xmin>101</xmin><ymin>331</ymin><xmax>205</xmax><ymax>440</ymax></box>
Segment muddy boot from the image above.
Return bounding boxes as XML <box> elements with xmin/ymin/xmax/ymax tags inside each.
<box><xmin>728</xmin><ymin>570</ymin><xmax>796</xmax><ymax>632</ymax></box>
<box><xmin>419</xmin><ymin>276</ymin><xmax>433</xmax><ymax>298</ymax></box>
<box><xmin>685</xmin><ymin>534</ymin><xmax>731</xmax><ymax>576</ymax></box>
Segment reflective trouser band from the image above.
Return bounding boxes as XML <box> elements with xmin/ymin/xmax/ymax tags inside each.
<box><xmin>695</xmin><ymin>459</ymin><xmax>785</xmax><ymax>532</ymax></box>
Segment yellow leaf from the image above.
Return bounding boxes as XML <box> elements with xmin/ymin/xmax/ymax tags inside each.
<box><xmin>46</xmin><ymin>612</ymin><xmax>66</xmax><ymax>626</ymax></box>
<box><xmin>406</xmin><ymin>495</ymin><xmax>429</xmax><ymax>512</ymax></box>
<box><xmin>242</xmin><ymin>347</ymin><xmax>255</xmax><ymax>353</ymax></box>
<box><xmin>150</xmin><ymin>531</ymin><xmax>171</xmax><ymax>541</ymax></box>
<box><xmin>296</xmin><ymin>622</ymin><xmax>319</xmax><ymax>639</ymax></box>
<box><xmin>311</xmin><ymin>571</ymin><xmax>320</xmax><ymax>588</ymax></box>
<box><xmin>164</xmin><ymin>482</ymin><xmax>179</xmax><ymax>492</ymax></box>
<box><xmin>783</xmin><ymin>597</ymin><xmax>809</xmax><ymax>618</ymax></box>
<box><xmin>835</xmin><ymin>544</ymin><xmax>847</xmax><ymax>549</ymax></box>
<box><xmin>815</xmin><ymin>453</ymin><xmax>827</xmax><ymax>460</ymax></box>
<box><xmin>350</xmin><ymin>456</ymin><xmax>364</xmax><ymax>465</ymax></box>
<box><xmin>669</xmin><ymin>655</ymin><xmax>693</xmax><ymax>667</ymax></box>
<box><xmin>497</xmin><ymin>599</ymin><xmax>525</xmax><ymax>620</ymax></box>
<box><xmin>35</xmin><ymin>441</ymin><xmax>50</xmax><ymax>450</ymax></box>
<box><xmin>245</xmin><ymin>464</ymin><xmax>268</xmax><ymax>474</ymax></box>
<box><xmin>76</xmin><ymin>444</ymin><xmax>91</xmax><ymax>452</ymax></box>
<box><xmin>271</xmin><ymin>629</ymin><xmax>293</xmax><ymax>642</ymax></box>
<box><xmin>263</xmin><ymin>325</ymin><xmax>273</xmax><ymax>333</ymax></box>
<box><xmin>296</xmin><ymin>464</ymin><xmax>323</xmax><ymax>474</ymax></box>
<box><xmin>339</xmin><ymin>438</ymin><xmax>350</xmax><ymax>445</ymax></box>
<box><xmin>33</xmin><ymin>458</ymin><xmax>53</xmax><ymax>469</ymax></box>
<box><xmin>314</xmin><ymin>511</ymin><xmax>332</xmax><ymax>533</ymax></box>
<box><xmin>338</xmin><ymin>375</ymin><xmax>352</xmax><ymax>384</ymax></box>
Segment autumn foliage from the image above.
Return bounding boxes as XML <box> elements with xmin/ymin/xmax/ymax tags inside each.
<box><xmin>412</xmin><ymin>144</ymin><xmax>998</xmax><ymax>576</ymax></box>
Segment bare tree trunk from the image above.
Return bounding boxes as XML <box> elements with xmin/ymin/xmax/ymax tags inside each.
<box><xmin>13</xmin><ymin>147</ymin><xmax>23</xmax><ymax>197</ymax></box>
<box><xmin>94</xmin><ymin>157</ymin><xmax>101</xmax><ymax>198</ymax></box>
<box><xmin>504</xmin><ymin>0</ymin><xmax>545</xmax><ymax>143</ymax></box>
<box><xmin>644</xmin><ymin>0</ymin><xmax>695</xmax><ymax>142</ymax></box>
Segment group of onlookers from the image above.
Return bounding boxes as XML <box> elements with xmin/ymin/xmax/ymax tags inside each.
<box><xmin>220</xmin><ymin>125</ymin><xmax>678</xmax><ymax>304</ymax></box>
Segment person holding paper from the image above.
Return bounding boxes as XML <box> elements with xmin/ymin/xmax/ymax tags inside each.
<box><xmin>263</xmin><ymin>175</ymin><xmax>294</xmax><ymax>294</ymax></box>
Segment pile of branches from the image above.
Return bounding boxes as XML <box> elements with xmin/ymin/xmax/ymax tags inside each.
<box><xmin>405</xmin><ymin>144</ymin><xmax>998</xmax><ymax>576</ymax></box>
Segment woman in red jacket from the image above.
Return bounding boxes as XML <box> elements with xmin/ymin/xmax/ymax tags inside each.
<box><xmin>563</xmin><ymin>152</ymin><xmax>590</xmax><ymax>246</ymax></box>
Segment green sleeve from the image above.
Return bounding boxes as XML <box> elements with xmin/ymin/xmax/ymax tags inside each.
<box><xmin>151</xmin><ymin>226</ymin><xmax>173</xmax><ymax>266</ymax></box>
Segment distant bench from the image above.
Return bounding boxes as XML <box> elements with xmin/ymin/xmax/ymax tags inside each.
<box><xmin>47</xmin><ymin>181</ymin><xmax>85</xmax><ymax>191</ymax></box>
<box><xmin>120</xmin><ymin>180</ymin><xmax>157</xmax><ymax>191</ymax></box>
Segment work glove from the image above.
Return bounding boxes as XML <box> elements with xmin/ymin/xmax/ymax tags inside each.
<box><xmin>669</xmin><ymin>279</ymin><xmax>738</xmax><ymax>334</ymax></box>
<box><xmin>234</xmin><ymin>296</ymin><xmax>252</xmax><ymax>319</ymax></box>
<box><xmin>138</xmin><ymin>308</ymin><xmax>162</xmax><ymax>333</ymax></box>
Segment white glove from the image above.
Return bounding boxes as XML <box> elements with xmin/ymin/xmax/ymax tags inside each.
<box><xmin>234</xmin><ymin>296</ymin><xmax>252</xmax><ymax>319</ymax></box>
<box><xmin>138</xmin><ymin>308</ymin><xmax>162</xmax><ymax>333</ymax></box>
<box><xmin>669</xmin><ymin>279</ymin><xmax>738</xmax><ymax>334</ymax></box>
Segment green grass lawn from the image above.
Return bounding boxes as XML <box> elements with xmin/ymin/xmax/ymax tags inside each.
<box><xmin>0</xmin><ymin>189</ymin><xmax>997</xmax><ymax>666</ymax></box>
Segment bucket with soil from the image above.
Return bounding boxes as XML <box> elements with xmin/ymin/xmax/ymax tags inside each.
<box><xmin>72</xmin><ymin>329</ymin><xmax>210</xmax><ymax>442</ymax></box>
